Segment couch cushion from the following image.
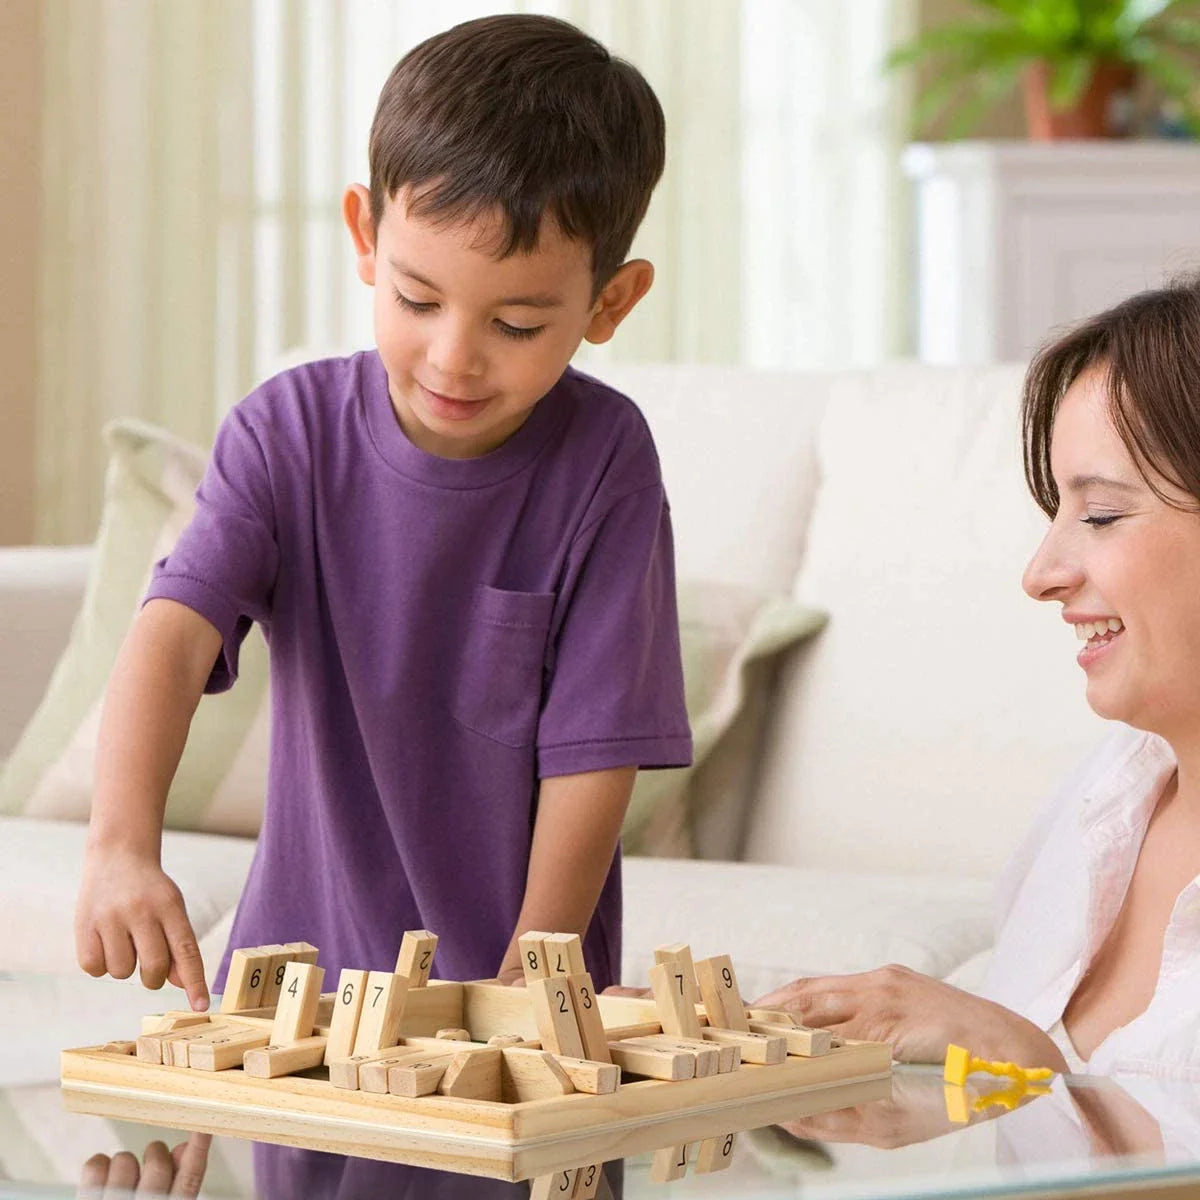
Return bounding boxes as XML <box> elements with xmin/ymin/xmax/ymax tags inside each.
<box><xmin>0</xmin><ymin>420</ymin><xmax>272</xmax><ymax>835</ymax></box>
<box><xmin>595</xmin><ymin>364</ymin><xmax>831</xmax><ymax>594</ymax></box>
<box><xmin>624</xmin><ymin>582</ymin><xmax>825</xmax><ymax>858</ymax></box>
<box><xmin>0</xmin><ymin>546</ymin><xmax>93</xmax><ymax>763</ymax></box>
<box><xmin>621</xmin><ymin>856</ymin><xmax>993</xmax><ymax>998</ymax></box>
<box><xmin>0</xmin><ymin>815</ymin><xmax>254</xmax><ymax>980</ymax></box>
<box><xmin>746</xmin><ymin>364</ymin><xmax>1112</xmax><ymax>879</ymax></box>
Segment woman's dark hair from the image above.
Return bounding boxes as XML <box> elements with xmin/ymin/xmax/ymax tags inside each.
<box><xmin>368</xmin><ymin>15</ymin><xmax>666</xmax><ymax>291</ymax></box>
<box><xmin>1022</xmin><ymin>274</ymin><xmax>1200</xmax><ymax>517</ymax></box>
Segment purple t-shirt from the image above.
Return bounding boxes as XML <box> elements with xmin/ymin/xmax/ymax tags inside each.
<box><xmin>147</xmin><ymin>352</ymin><xmax>691</xmax><ymax>992</ymax></box>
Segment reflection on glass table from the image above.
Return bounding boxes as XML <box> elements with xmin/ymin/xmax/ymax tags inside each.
<box><xmin>7</xmin><ymin>1067</ymin><xmax>1200</xmax><ymax>1199</ymax></box>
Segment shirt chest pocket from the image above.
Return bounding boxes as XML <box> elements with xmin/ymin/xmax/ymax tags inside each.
<box><xmin>451</xmin><ymin>584</ymin><xmax>557</xmax><ymax>749</ymax></box>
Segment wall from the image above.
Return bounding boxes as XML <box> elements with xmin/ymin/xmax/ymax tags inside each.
<box><xmin>0</xmin><ymin>1</ymin><xmax>40</xmax><ymax>545</ymax></box>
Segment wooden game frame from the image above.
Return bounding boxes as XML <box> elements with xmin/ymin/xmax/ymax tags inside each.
<box><xmin>61</xmin><ymin>981</ymin><xmax>892</xmax><ymax>1181</ymax></box>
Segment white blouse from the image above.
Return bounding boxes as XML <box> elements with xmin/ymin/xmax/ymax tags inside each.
<box><xmin>982</xmin><ymin>726</ymin><xmax>1200</xmax><ymax>1081</ymax></box>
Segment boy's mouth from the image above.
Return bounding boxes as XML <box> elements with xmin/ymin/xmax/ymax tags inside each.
<box><xmin>420</xmin><ymin>384</ymin><xmax>493</xmax><ymax>421</ymax></box>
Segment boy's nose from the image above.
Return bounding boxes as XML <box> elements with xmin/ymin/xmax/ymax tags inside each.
<box><xmin>428</xmin><ymin>322</ymin><xmax>484</xmax><ymax>380</ymax></box>
<box><xmin>1022</xmin><ymin>523</ymin><xmax>1083</xmax><ymax>602</ymax></box>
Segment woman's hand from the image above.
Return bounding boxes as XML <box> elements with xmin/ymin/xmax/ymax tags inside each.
<box><xmin>79</xmin><ymin>1132</ymin><xmax>211</xmax><ymax>1197</ymax></box>
<box><xmin>755</xmin><ymin>964</ymin><xmax>1068</xmax><ymax>1072</ymax></box>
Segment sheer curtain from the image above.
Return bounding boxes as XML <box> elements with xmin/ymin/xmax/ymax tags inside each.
<box><xmin>36</xmin><ymin>0</ymin><xmax>913</xmax><ymax>544</ymax></box>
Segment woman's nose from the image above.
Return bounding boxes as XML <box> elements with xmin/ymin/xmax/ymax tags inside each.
<box><xmin>1022</xmin><ymin>523</ymin><xmax>1083</xmax><ymax>602</ymax></box>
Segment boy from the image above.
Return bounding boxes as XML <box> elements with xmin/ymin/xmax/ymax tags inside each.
<box><xmin>74</xmin><ymin>15</ymin><xmax>691</xmax><ymax>1010</ymax></box>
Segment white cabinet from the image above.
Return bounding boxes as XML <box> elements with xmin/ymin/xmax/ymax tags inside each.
<box><xmin>902</xmin><ymin>140</ymin><xmax>1200</xmax><ymax>364</ymax></box>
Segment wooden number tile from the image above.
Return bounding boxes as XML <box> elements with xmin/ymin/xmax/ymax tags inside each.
<box><xmin>566</xmin><ymin>972</ymin><xmax>611</xmax><ymax>1064</ymax></box>
<box><xmin>694</xmin><ymin>955</ymin><xmax>750</xmax><ymax>1032</ymax></box>
<box><xmin>188</xmin><ymin>1027</ymin><xmax>272</xmax><ymax>1071</ymax></box>
<box><xmin>352</xmin><ymin>972</ymin><xmax>409</xmax><ymax>1055</ymax></box>
<box><xmin>650</xmin><ymin>1144</ymin><xmax>690</xmax><ymax>1183</ymax></box>
<box><xmin>528</xmin><ymin>977</ymin><xmax>586</xmax><ymax>1059</ymax></box>
<box><xmin>219</xmin><ymin>947</ymin><xmax>274</xmax><ymax>1013</ymax></box>
<box><xmin>531</xmin><ymin>1170</ymin><xmax>579</xmax><ymax>1200</ymax></box>
<box><xmin>282</xmin><ymin>941</ymin><xmax>319</xmax><ymax>965</ymax></box>
<box><xmin>329</xmin><ymin>1050</ymin><xmax>399</xmax><ymax>1091</ymax></box>
<box><xmin>135</xmin><ymin>1034</ymin><xmax>170</xmax><ymax>1064</ymax></box>
<box><xmin>701</xmin><ymin>1027</ymin><xmax>787</xmax><ymax>1065</ymax></box>
<box><xmin>747</xmin><ymin>1020</ymin><xmax>833</xmax><ymax>1056</ymax></box>
<box><xmin>654</xmin><ymin>943</ymin><xmax>698</xmax><ymax>979</ymax></box>
<box><xmin>257</xmin><ymin>945</ymin><xmax>297</xmax><ymax>1007</ymax></box>
<box><xmin>395</xmin><ymin>929</ymin><xmax>438</xmax><ymax>986</ymax></box>
<box><xmin>696</xmin><ymin>1133</ymin><xmax>737</xmax><ymax>1174</ymax></box>
<box><xmin>622</xmin><ymin>1035</ymin><xmax>721</xmax><ymax>1077</ymax></box>
<box><xmin>437</xmin><ymin>1047</ymin><xmax>502</xmax><ymax>1100</ymax></box>
<box><xmin>324</xmin><ymin>969</ymin><xmax>368</xmax><ymax>1065</ymax></box>
<box><xmin>136</xmin><ymin>1027</ymin><xmax>212</xmax><ymax>1065</ymax></box>
<box><xmin>499</xmin><ymin>1048</ymin><xmax>574</xmax><ymax>1102</ymax></box>
<box><xmin>270</xmin><ymin>962</ymin><xmax>325</xmax><ymax>1045</ymax></box>
<box><xmin>518</xmin><ymin>931</ymin><xmax>554</xmax><ymax>982</ymax></box>
<box><xmin>543</xmin><ymin>932</ymin><xmax>586</xmax><ymax>977</ymax></box>
<box><xmin>142</xmin><ymin>1012</ymin><xmax>211</xmax><ymax>1035</ymax></box>
<box><xmin>552</xmin><ymin>1056</ymin><xmax>621</xmax><ymax>1094</ymax></box>
<box><xmin>242</xmin><ymin>1036</ymin><xmax>327</xmax><ymax>1079</ymax></box>
<box><xmin>607</xmin><ymin>1041</ymin><xmax>694</xmax><ymax>1081</ymax></box>
<box><xmin>572</xmin><ymin>1163</ymin><xmax>603</xmax><ymax>1199</ymax></box>
<box><xmin>388</xmin><ymin>1057</ymin><xmax>452</xmax><ymax>1097</ymax></box>
<box><xmin>649</xmin><ymin>962</ymin><xmax>703</xmax><ymax>1039</ymax></box>
<box><xmin>358</xmin><ymin>1048</ymin><xmax>438</xmax><ymax>1094</ymax></box>
<box><xmin>166</xmin><ymin>1030</ymin><xmax>216</xmax><ymax>1067</ymax></box>
<box><xmin>746</xmin><ymin>1008</ymin><xmax>798</xmax><ymax>1025</ymax></box>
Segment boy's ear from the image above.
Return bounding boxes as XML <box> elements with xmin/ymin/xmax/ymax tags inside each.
<box><xmin>343</xmin><ymin>184</ymin><xmax>377</xmax><ymax>286</ymax></box>
<box><xmin>584</xmin><ymin>260</ymin><xmax>655</xmax><ymax>345</ymax></box>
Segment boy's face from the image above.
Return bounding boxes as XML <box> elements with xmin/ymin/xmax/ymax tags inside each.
<box><xmin>345</xmin><ymin>185</ymin><xmax>650</xmax><ymax>459</ymax></box>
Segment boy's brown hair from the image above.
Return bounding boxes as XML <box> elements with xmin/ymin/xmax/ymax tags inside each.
<box><xmin>1023</xmin><ymin>274</ymin><xmax>1200</xmax><ymax>516</ymax></box>
<box><xmin>368</xmin><ymin>15</ymin><xmax>666</xmax><ymax>291</ymax></box>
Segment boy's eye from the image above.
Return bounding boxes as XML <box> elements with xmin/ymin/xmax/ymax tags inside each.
<box><xmin>495</xmin><ymin>320</ymin><xmax>544</xmax><ymax>342</ymax></box>
<box><xmin>393</xmin><ymin>288</ymin><xmax>435</xmax><ymax>314</ymax></box>
<box><xmin>393</xmin><ymin>287</ymin><xmax>543</xmax><ymax>341</ymax></box>
<box><xmin>1080</xmin><ymin>514</ymin><xmax>1122</xmax><ymax>528</ymax></box>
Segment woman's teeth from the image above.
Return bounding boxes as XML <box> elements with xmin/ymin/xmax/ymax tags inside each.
<box><xmin>1074</xmin><ymin>618</ymin><xmax>1124</xmax><ymax>643</ymax></box>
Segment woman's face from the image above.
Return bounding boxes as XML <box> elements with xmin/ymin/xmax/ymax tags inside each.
<box><xmin>1022</xmin><ymin>366</ymin><xmax>1200</xmax><ymax>737</ymax></box>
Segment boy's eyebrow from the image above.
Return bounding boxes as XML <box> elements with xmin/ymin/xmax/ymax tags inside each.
<box><xmin>1064</xmin><ymin>473</ymin><xmax>1140</xmax><ymax>493</ymax></box>
<box><xmin>388</xmin><ymin>258</ymin><xmax>564</xmax><ymax>308</ymax></box>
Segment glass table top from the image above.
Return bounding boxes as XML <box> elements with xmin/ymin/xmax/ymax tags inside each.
<box><xmin>4</xmin><ymin>973</ymin><xmax>1200</xmax><ymax>1199</ymax></box>
<box><xmin>8</xmin><ymin>1062</ymin><xmax>1200</xmax><ymax>1197</ymax></box>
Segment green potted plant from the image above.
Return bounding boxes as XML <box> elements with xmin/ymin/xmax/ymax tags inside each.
<box><xmin>887</xmin><ymin>0</ymin><xmax>1200</xmax><ymax>139</ymax></box>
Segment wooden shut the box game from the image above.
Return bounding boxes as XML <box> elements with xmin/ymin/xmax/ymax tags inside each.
<box><xmin>60</xmin><ymin>931</ymin><xmax>893</xmax><ymax>1184</ymax></box>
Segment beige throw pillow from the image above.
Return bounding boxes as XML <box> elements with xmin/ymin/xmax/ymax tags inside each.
<box><xmin>0</xmin><ymin>419</ymin><xmax>270</xmax><ymax>834</ymax></box>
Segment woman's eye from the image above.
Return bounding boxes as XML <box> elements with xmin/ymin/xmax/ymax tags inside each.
<box><xmin>1081</xmin><ymin>514</ymin><xmax>1122</xmax><ymax>528</ymax></box>
<box><xmin>393</xmin><ymin>288</ymin><xmax>435</xmax><ymax>314</ymax></box>
<box><xmin>495</xmin><ymin>320</ymin><xmax>544</xmax><ymax>342</ymax></box>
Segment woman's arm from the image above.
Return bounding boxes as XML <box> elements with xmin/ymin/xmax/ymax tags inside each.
<box><xmin>755</xmin><ymin>964</ymin><xmax>1069</xmax><ymax>1072</ymax></box>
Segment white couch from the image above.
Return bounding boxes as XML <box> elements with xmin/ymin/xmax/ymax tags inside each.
<box><xmin>0</xmin><ymin>360</ymin><xmax>1114</xmax><ymax>1085</ymax></box>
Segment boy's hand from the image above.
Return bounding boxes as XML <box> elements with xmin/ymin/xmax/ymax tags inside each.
<box><xmin>75</xmin><ymin>845</ymin><xmax>210</xmax><ymax>1012</ymax></box>
<box><xmin>79</xmin><ymin>1131</ymin><xmax>211</xmax><ymax>1198</ymax></box>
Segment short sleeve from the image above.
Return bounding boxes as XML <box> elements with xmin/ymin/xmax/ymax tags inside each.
<box><xmin>144</xmin><ymin>406</ymin><xmax>279</xmax><ymax>692</ymax></box>
<box><xmin>536</xmin><ymin>482</ymin><xmax>693</xmax><ymax>778</ymax></box>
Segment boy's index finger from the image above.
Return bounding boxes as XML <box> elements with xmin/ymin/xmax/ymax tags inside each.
<box><xmin>164</xmin><ymin>914</ymin><xmax>210</xmax><ymax>1011</ymax></box>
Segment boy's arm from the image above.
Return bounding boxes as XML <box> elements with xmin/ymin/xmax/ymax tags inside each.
<box><xmin>75</xmin><ymin>597</ymin><xmax>223</xmax><ymax>1011</ymax></box>
<box><xmin>496</xmin><ymin>766</ymin><xmax>636</xmax><ymax>984</ymax></box>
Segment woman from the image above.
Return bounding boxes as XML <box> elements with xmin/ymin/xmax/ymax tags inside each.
<box><xmin>758</xmin><ymin>277</ymin><xmax>1200</xmax><ymax>1081</ymax></box>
